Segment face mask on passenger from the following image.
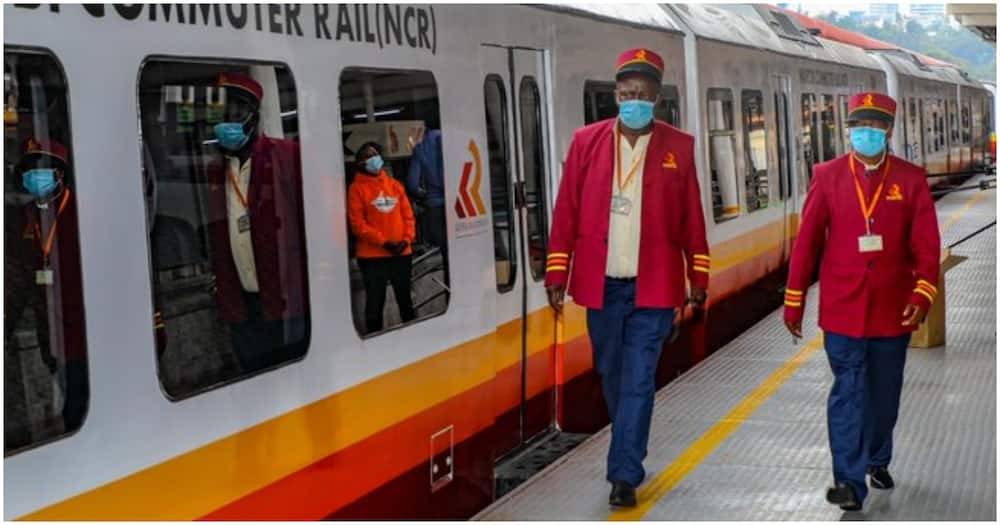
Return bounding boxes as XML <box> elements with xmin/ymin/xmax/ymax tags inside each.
<box><xmin>850</xmin><ymin>127</ymin><xmax>888</xmax><ymax>157</ymax></box>
<box><xmin>365</xmin><ymin>155</ymin><xmax>384</xmax><ymax>174</ymax></box>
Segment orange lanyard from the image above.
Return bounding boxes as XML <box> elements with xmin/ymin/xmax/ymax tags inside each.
<box><xmin>34</xmin><ymin>189</ymin><xmax>71</xmax><ymax>267</ymax></box>
<box><xmin>615</xmin><ymin>127</ymin><xmax>645</xmax><ymax>192</ymax></box>
<box><xmin>226</xmin><ymin>161</ymin><xmax>250</xmax><ymax>209</ymax></box>
<box><xmin>849</xmin><ymin>154</ymin><xmax>891</xmax><ymax>235</ymax></box>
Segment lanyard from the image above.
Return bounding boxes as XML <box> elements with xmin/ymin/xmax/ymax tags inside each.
<box><xmin>849</xmin><ymin>154</ymin><xmax>891</xmax><ymax>235</ymax></box>
<box><xmin>34</xmin><ymin>188</ymin><xmax>71</xmax><ymax>267</ymax></box>
<box><xmin>615</xmin><ymin>126</ymin><xmax>645</xmax><ymax>192</ymax></box>
<box><xmin>226</xmin><ymin>160</ymin><xmax>250</xmax><ymax>209</ymax></box>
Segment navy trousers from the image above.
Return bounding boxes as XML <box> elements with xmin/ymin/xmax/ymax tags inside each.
<box><xmin>587</xmin><ymin>278</ymin><xmax>674</xmax><ymax>487</ymax></box>
<box><xmin>824</xmin><ymin>331</ymin><xmax>910</xmax><ymax>503</ymax></box>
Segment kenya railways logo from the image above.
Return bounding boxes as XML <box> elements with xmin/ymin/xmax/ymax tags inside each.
<box><xmin>455</xmin><ymin>139</ymin><xmax>490</xmax><ymax>237</ymax></box>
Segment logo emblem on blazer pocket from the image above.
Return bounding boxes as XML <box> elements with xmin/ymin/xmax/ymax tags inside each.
<box><xmin>886</xmin><ymin>183</ymin><xmax>903</xmax><ymax>201</ymax></box>
<box><xmin>662</xmin><ymin>152</ymin><xmax>678</xmax><ymax>169</ymax></box>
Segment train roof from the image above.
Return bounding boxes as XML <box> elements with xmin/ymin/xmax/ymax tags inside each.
<box><xmin>777</xmin><ymin>5</ymin><xmax>989</xmax><ymax>88</ymax></box>
<box><xmin>536</xmin><ymin>3</ymin><xmax>684</xmax><ymax>35</ymax></box>
<box><xmin>662</xmin><ymin>4</ymin><xmax>884</xmax><ymax>72</ymax></box>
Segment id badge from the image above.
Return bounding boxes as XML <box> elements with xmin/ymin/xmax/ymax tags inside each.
<box><xmin>611</xmin><ymin>195</ymin><xmax>633</xmax><ymax>216</ymax></box>
<box><xmin>36</xmin><ymin>269</ymin><xmax>54</xmax><ymax>286</ymax></box>
<box><xmin>237</xmin><ymin>214</ymin><xmax>251</xmax><ymax>233</ymax></box>
<box><xmin>858</xmin><ymin>234</ymin><xmax>884</xmax><ymax>253</ymax></box>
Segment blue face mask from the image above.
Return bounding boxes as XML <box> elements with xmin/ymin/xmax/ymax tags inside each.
<box><xmin>214</xmin><ymin>122</ymin><xmax>250</xmax><ymax>152</ymax></box>
<box><xmin>23</xmin><ymin>168</ymin><xmax>59</xmax><ymax>199</ymax></box>
<box><xmin>619</xmin><ymin>100</ymin><xmax>656</xmax><ymax>130</ymax></box>
<box><xmin>365</xmin><ymin>155</ymin><xmax>384</xmax><ymax>174</ymax></box>
<box><xmin>850</xmin><ymin>127</ymin><xmax>888</xmax><ymax>157</ymax></box>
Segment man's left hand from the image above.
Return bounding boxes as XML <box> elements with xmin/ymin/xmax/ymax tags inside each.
<box><xmin>688</xmin><ymin>286</ymin><xmax>707</xmax><ymax>308</ymax></box>
<box><xmin>901</xmin><ymin>303</ymin><xmax>926</xmax><ymax>326</ymax></box>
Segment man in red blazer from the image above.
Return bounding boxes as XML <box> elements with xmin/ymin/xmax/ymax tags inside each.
<box><xmin>783</xmin><ymin>92</ymin><xmax>940</xmax><ymax>511</ymax></box>
<box><xmin>207</xmin><ymin>72</ymin><xmax>310</xmax><ymax>374</ymax></box>
<box><xmin>545</xmin><ymin>48</ymin><xmax>710</xmax><ymax>507</ymax></box>
<box><xmin>5</xmin><ymin>138</ymin><xmax>89</xmax><ymax>443</ymax></box>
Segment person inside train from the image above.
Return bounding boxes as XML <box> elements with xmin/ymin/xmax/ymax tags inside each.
<box><xmin>783</xmin><ymin>92</ymin><xmax>940</xmax><ymax>512</ymax></box>
<box><xmin>406</xmin><ymin>127</ymin><xmax>447</xmax><ymax>264</ymax></box>
<box><xmin>348</xmin><ymin>140</ymin><xmax>417</xmax><ymax>334</ymax></box>
<box><xmin>205</xmin><ymin>72</ymin><xmax>309</xmax><ymax>373</ymax></box>
<box><xmin>544</xmin><ymin>48</ymin><xmax>710</xmax><ymax>508</ymax></box>
<box><xmin>5</xmin><ymin>138</ymin><xmax>89</xmax><ymax>439</ymax></box>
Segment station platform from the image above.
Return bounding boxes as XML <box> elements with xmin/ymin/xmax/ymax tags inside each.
<box><xmin>475</xmin><ymin>176</ymin><xmax>996</xmax><ymax>521</ymax></box>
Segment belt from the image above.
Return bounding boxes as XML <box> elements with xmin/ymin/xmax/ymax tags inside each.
<box><xmin>606</xmin><ymin>276</ymin><xmax>637</xmax><ymax>283</ymax></box>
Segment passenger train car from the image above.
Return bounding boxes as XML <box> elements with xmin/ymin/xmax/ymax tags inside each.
<box><xmin>4</xmin><ymin>3</ymin><xmax>994</xmax><ymax>520</ymax></box>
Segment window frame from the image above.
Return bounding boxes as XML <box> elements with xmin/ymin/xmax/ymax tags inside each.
<box><xmin>740</xmin><ymin>88</ymin><xmax>769</xmax><ymax>213</ymax></box>
<box><xmin>4</xmin><ymin>45</ymin><xmax>91</xmax><ymax>454</ymax></box>
<box><xmin>338</xmin><ymin>65</ymin><xmax>451</xmax><ymax>338</ymax></box>
<box><xmin>706</xmin><ymin>87</ymin><xmax>740</xmax><ymax>222</ymax></box>
<box><xmin>137</xmin><ymin>55</ymin><xmax>310</xmax><ymax>401</ymax></box>
<box><xmin>483</xmin><ymin>74</ymin><xmax>517</xmax><ymax>294</ymax></box>
<box><xmin>518</xmin><ymin>75</ymin><xmax>549</xmax><ymax>283</ymax></box>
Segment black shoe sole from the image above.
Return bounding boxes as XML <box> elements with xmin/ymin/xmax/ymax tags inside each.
<box><xmin>609</xmin><ymin>500</ymin><xmax>637</xmax><ymax>508</ymax></box>
<box><xmin>827</xmin><ymin>486</ymin><xmax>861</xmax><ymax>510</ymax></box>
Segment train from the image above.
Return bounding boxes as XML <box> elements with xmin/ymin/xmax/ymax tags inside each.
<box><xmin>4</xmin><ymin>3</ymin><xmax>994</xmax><ymax>520</ymax></box>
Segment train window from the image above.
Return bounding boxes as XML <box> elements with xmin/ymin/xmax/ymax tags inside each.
<box><xmin>4</xmin><ymin>49</ymin><xmax>89</xmax><ymax>453</ymax></box>
<box><xmin>820</xmin><ymin>95</ymin><xmax>837</xmax><ymax>161</ymax></box>
<box><xmin>484</xmin><ymin>76</ymin><xmax>516</xmax><ymax>292</ymax></box>
<box><xmin>949</xmin><ymin>100</ymin><xmax>959</xmax><ymax>144</ymax></box>
<box><xmin>707</xmin><ymin>88</ymin><xmax>739</xmax><ymax>222</ymax></box>
<box><xmin>340</xmin><ymin>68</ymin><xmax>449</xmax><ymax>337</ymax></box>
<box><xmin>838</xmin><ymin>95</ymin><xmax>849</xmax><ymax>156</ymax></box>
<box><xmin>520</xmin><ymin>77</ymin><xmax>549</xmax><ymax>280</ymax></box>
<box><xmin>741</xmin><ymin>90</ymin><xmax>768</xmax><ymax>213</ymax></box>
<box><xmin>962</xmin><ymin>102</ymin><xmax>972</xmax><ymax>144</ymax></box>
<box><xmin>583</xmin><ymin>81</ymin><xmax>681</xmax><ymax>126</ymax></box>
<box><xmin>800</xmin><ymin>93</ymin><xmax>819</xmax><ymax>190</ymax></box>
<box><xmin>773</xmin><ymin>91</ymin><xmax>792</xmax><ymax>201</ymax></box>
<box><xmin>138</xmin><ymin>60</ymin><xmax>309</xmax><ymax>400</ymax></box>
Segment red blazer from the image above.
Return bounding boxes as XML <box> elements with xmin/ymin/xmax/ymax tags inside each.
<box><xmin>208</xmin><ymin>136</ymin><xmax>310</xmax><ymax>324</ymax></box>
<box><xmin>544</xmin><ymin>119</ymin><xmax>710</xmax><ymax>309</ymax></box>
<box><xmin>5</xmin><ymin>192</ymin><xmax>87</xmax><ymax>361</ymax></box>
<box><xmin>784</xmin><ymin>153</ymin><xmax>941</xmax><ymax>338</ymax></box>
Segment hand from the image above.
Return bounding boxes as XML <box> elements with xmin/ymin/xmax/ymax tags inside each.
<box><xmin>547</xmin><ymin>284</ymin><xmax>566</xmax><ymax>314</ymax></box>
<box><xmin>784</xmin><ymin>319</ymin><xmax>803</xmax><ymax>339</ymax></box>
<box><xmin>688</xmin><ymin>286</ymin><xmax>707</xmax><ymax>307</ymax></box>
<box><xmin>382</xmin><ymin>241</ymin><xmax>404</xmax><ymax>255</ymax></box>
<box><xmin>901</xmin><ymin>303</ymin><xmax>926</xmax><ymax>326</ymax></box>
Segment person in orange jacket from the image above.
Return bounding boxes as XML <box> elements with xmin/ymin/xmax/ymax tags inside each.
<box><xmin>348</xmin><ymin>141</ymin><xmax>417</xmax><ymax>333</ymax></box>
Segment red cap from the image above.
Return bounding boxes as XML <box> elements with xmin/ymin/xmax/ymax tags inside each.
<box><xmin>217</xmin><ymin>72</ymin><xmax>263</xmax><ymax>103</ymax></box>
<box><xmin>23</xmin><ymin>137</ymin><xmax>68</xmax><ymax>164</ymax></box>
<box><xmin>848</xmin><ymin>92</ymin><xmax>896</xmax><ymax>123</ymax></box>
<box><xmin>616</xmin><ymin>48</ymin><xmax>664</xmax><ymax>83</ymax></box>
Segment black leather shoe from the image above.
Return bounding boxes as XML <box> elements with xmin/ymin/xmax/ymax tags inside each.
<box><xmin>868</xmin><ymin>465</ymin><xmax>894</xmax><ymax>489</ymax></box>
<box><xmin>609</xmin><ymin>481</ymin><xmax>637</xmax><ymax>508</ymax></box>
<box><xmin>826</xmin><ymin>482</ymin><xmax>862</xmax><ymax>511</ymax></box>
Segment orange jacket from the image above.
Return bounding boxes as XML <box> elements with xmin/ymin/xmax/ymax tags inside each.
<box><xmin>347</xmin><ymin>170</ymin><xmax>416</xmax><ymax>258</ymax></box>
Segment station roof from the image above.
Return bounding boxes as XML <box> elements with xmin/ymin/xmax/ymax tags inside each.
<box><xmin>946</xmin><ymin>3</ymin><xmax>996</xmax><ymax>43</ymax></box>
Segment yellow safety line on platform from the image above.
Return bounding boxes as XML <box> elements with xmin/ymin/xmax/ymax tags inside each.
<box><xmin>608</xmin><ymin>188</ymin><xmax>988</xmax><ymax>521</ymax></box>
<box><xmin>607</xmin><ymin>336</ymin><xmax>824</xmax><ymax>521</ymax></box>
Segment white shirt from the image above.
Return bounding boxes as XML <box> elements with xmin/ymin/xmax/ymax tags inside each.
<box><xmin>605</xmin><ymin>132</ymin><xmax>650</xmax><ymax>278</ymax></box>
<box><xmin>226</xmin><ymin>156</ymin><xmax>259</xmax><ymax>292</ymax></box>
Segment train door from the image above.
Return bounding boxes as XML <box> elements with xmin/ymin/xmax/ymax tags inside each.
<box><xmin>771</xmin><ymin>75</ymin><xmax>795</xmax><ymax>261</ymax></box>
<box><xmin>480</xmin><ymin>44</ymin><xmax>556</xmax><ymax>459</ymax></box>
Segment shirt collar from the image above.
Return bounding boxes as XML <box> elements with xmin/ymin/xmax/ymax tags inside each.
<box><xmin>858</xmin><ymin>150</ymin><xmax>887</xmax><ymax>174</ymax></box>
